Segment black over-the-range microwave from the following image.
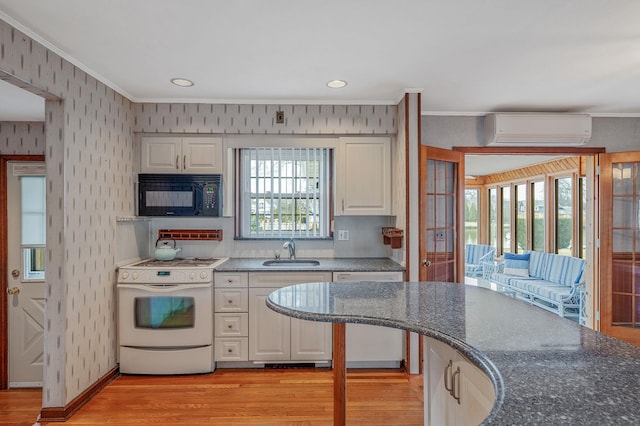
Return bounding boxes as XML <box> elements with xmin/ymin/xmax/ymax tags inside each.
<box><xmin>137</xmin><ymin>174</ymin><xmax>222</xmax><ymax>217</ymax></box>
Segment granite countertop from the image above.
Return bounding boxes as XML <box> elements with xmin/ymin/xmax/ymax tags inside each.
<box><xmin>214</xmin><ymin>257</ymin><xmax>405</xmax><ymax>273</ymax></box>
<box><xmin>266</xmin><ymin>281</ymin><xmax>640</xmax><ymax>425</ymax></box>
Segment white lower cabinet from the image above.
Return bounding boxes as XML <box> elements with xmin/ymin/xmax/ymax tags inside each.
<box><xmin>424</xmin><ymin>337</ymin><xmax>495</xmax><ymax>426</ymax></box>
<box><xmin>332</xmin><ymin>271</ymin><xmax>404</xmax><ymax>367</ymax></box>
<box><xmin>249</xmin><ymin>271</ymin><xmax>333</xmax><ymax>362</ymax></box>
<box><xmin>214</xmin><ymin>272</ymin><xmax>249</xmax><ymax>362</ymax></box>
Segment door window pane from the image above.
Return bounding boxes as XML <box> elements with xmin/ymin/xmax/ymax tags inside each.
<box><xmin>611</xmin><ymin>162</ymin><xmax>639</xmax><ymax>327</ymax></box>
<box><xmin>21</xmin><ymin>175</ymin><xmax>46</xmax><ymax>280</ymax></box>
<box><xmin>21</xmin><ymin>176</ymin><xmax>46</xmax><ymax>245</ymax></box>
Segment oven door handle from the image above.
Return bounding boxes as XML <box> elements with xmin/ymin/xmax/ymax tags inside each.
<box><xmin>117</xmin><ymin>283</ymin><xmax>209</xmax><ymax>292</ymax></box>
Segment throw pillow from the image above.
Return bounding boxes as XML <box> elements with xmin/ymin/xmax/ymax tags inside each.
<box><xmin>503</xmin><ymin>252</ymin><xmax>530</xmax><ymax>277</ymax></box>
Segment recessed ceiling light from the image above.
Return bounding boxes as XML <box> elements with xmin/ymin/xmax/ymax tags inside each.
<box><xmin>170</xmin><ymin>78</ymin><xmax>194</xmax><ymax>87</ymax></box>
<box><xmin>327</xmin><ymin>80</ymin><xmax>347</xmax><ymax>89</ymax></box>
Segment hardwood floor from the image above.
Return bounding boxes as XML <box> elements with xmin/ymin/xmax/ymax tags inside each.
<box><xmin>1</xmin><ymin>369</ymin><xmax>423</xmax><ymax>425</ymax></box>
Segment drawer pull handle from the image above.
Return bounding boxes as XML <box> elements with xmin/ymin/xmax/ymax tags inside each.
<box><xmin>228</xmin><ymin>349</ymin><xmax>233</xmax><ymax>353</ymax></box>
<box><xmin>228</xmin><ymin>300</ymin><xmax>233</xmax><ymax>304</ymax></box>
<box><xmin>451</xmin><ymin>366</ymin><xmax>461</xmax><ymax>404</ymax></box>
<box><xmin>228</xmin><ymin>325</ymin><xmax>233</xmax><ymax>329</ymax></box>
<box><xmin>444</xmin><ymin>360</ymin><xmax>453</xmax><ymax>394</ymax></box>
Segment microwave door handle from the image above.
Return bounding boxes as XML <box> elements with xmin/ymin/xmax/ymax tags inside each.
<box><xmin>193</xmin><ymin>184</ymin><xmax>203</xmax><ymax>216</ymax></box>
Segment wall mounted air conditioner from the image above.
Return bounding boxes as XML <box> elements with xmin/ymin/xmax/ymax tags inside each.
<box><xmin>483</xmin><ymin>113</ymin><xmax>592</xmax><ymax>146</ymax></box>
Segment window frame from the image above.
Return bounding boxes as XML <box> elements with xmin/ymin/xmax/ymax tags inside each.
<box><xmin>235</xmin><ymin>145</ymin><xmax>334</xmax><ymax>240</ymax></box>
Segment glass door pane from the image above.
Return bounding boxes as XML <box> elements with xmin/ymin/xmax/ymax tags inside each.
<box><xmin>601</xmin><ymin>152</ymin><xmax>640</xmax><ymax>346</ymax></box>
<box><xmin>420</xmin><ymin>147</ymin><xmax>463</xmax><ymax>283</ymax></box>
<box><xmin>611</xmin><ymin>162</ymin><xmax>638</xmax><ymax>328</ymax></box>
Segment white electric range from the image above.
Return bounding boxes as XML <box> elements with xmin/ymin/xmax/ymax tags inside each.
<box><xmin>117</xmin><ymin>257</ymin><xmax>227</xmax><ymax>375</ymax></box>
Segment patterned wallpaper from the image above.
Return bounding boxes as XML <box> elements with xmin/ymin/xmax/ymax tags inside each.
<box><xmin>0</xmin><ymin>18</ymin><xmax>401</xmax><ymax>411</ymax></box>
<box><xmin>0</xmin><ymin>122</ymin><xmax>45</xmax><ymax>155</ymax></box>
<box><xmin>1</xmin><ymin>20</ymin><xmax>136</xmax><ymax>408</ymax></box>
<box><xmin>135</xmin><ymin>103</ymin><xmax>396</xmax><ymax>135</ymax></box>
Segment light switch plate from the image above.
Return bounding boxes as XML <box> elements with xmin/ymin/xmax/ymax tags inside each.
<box><xmin>338</xmin><ymin>230</ymin><xmax>350</xmax><ymax>241</ymax></box>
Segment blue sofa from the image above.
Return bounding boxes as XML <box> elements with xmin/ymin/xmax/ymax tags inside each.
<box><xmin>464</xmin><ymin>244</ymin><xmax>495</xmax><ymax>277</ymax></box>
<box><xmin>486</xmin><ymin>251</ymin><xmax>585</xmax><ymax>323</ymax></box>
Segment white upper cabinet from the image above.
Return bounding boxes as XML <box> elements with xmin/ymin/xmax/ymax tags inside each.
<box><xmin>336</xmin><ymin>137</ymin><xmax>392</xmax><ymax>215</ymax></box>
<box><xmin>141</xmin><ymin>136</ymin><xmax>223</xmax><ymax>174</ymax></box>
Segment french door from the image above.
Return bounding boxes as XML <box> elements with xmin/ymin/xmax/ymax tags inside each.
<box><xmin>600</xmin><ymin>151</ymin><xmax>640</xmax><ymax>346</ymax></box>
<box><xmin>419</xmin><ymin>146</ymin><xmax>464</xmax><ymax>282</ymax></box>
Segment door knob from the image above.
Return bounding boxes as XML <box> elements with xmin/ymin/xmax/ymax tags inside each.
<box><xmin>421</xmin><ymin>259</ymin><xmax>431</xmax><ymax>267</ymax></box>
<box><xmin>7</xmin><ymin>287</ymin><xmax>20</xmax><ymax>295</ymax></box>
<box><xmin>11</xmin><ymin>269</ymin><xmax>20</xmax><ymax>278</ymax></box>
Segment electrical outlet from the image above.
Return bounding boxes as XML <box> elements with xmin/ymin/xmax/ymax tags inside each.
<box><xmin>337</xmin><ymin>230</ymin><xmax>350</xmax><ymax>241</ymax></box>
<box><xmin>275</xmin><ymin>111</ymin><xmax>285</xmax><ymax>123</ymax></box>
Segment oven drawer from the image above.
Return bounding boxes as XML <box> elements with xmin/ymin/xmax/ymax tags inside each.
<box><xmin>214</xmin><ymin>272</ymin><xmax>248</xmax><ymax>288</ymax></box>
<box><xmin>214</xmin><ymin>288</ymin><xmax>249</xmax><ymax>312</ymax></box>
<box><xmin>215</xmin><ymin>313</ymin><xmax>248</xmax><ymax>337</ymax></box>
<box><xmin>215</xmin><ymin>338</ymin><xmax>248</xmax><ymax>361</ymax></box>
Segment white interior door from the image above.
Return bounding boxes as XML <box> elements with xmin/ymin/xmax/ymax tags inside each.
<box><xmin>7</xmin><ymin>161</ymin><xmax>46</xmax><ymax>388</ymax></box>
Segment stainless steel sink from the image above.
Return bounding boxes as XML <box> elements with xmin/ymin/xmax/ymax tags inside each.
<box><xmin>262</xmin><ymin>259</ymin><xmax>320</xmax><ymax>266</ymax></box>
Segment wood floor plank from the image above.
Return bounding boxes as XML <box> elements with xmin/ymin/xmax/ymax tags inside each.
<box><xmin>1</xmin><ymin>369</ymin><xmax>423</xmax><ymax>425</ymax></box>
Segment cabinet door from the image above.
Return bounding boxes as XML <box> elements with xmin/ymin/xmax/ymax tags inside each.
<box><xmin>141</xmin><ymin>137</ymin><xmax>182</xmax><ymax>173</ymax></box>
<box><xmin>183</xmin><ymin>137</ymin><xmax>223</xmax><ymax>174</ymax></box>
<box><xmin>249</xmin><ymin>287</ymin><xmax>290</xmax><ymax>361</ymax></box>
<box><xmin>424</xmin><ymin>337</ymin><xmax>456</xmax><ymax>426</ymax></box>
<box><xmin>458</xmin><ymin>356</ymin><xmax>495</xmax><ymax>426</ymax></box>
<box><xmin>336</xmin><ymin>137</ymin><xmax>391</xmax><ymax>215</ymax></box>
<box><xmin>290</xmin><ymin>318</ymin><xmax>332</xmax><ymax>361</ymax></box>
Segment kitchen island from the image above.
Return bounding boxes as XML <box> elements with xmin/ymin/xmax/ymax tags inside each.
<box><xmin>267</xmin><ymin>281</ymin><xmax>640</xmax><ymax>425</ymax></box>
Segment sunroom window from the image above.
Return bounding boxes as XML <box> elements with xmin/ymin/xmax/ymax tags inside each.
<box><xmin>239</xmin><ymin>147</ymin><xmax>331</xmax><ymax>239</ymax></box>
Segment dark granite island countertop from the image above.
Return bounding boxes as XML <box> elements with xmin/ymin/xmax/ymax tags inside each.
<box><xmin>266</xmin><ymin>281</ymin><xmax>640</xmax><ymax>425</ymax></box>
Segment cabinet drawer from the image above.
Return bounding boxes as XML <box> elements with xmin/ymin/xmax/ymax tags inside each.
<box><xmin>215</xmin><ymin>313</ymin><xmax>249</xmax><ymax>337</ymax></box>
<box><xmin>215</xmin><ymin>338</ymin><xmax>248</xmax><ymax>361</ymax></box>
<box><xmin>214</xmin><ymin>272</ymin><xmax>248</xmax><ymax>288</ymax></box>
<box><xmin>214</xmin><ymin>288</ymin><xmax>248</xmax><ymax>312</ymax></box>
<box><xmin>249</xmin><ymin>271</ymin><xmax>332</xmax><ymax>288</ymax></box>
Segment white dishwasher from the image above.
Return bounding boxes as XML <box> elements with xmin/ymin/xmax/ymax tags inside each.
<box><xmin>333</xmin><ymin>271</ymin><xmax>405</xmax><ymax>368</ymax></box>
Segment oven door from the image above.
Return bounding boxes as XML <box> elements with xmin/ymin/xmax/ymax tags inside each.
<box><xmin>118</xmin><ymin>283</ymin><xmax>212</xmax><ymax>348</ymax></box>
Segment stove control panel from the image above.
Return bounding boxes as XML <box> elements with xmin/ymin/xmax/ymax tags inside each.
<box><xmin>117</xmin><ymin>268</ymin><xmax>211</xmax><ymax>284</ymax></box>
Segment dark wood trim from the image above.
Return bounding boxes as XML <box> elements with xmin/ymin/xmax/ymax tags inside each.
<box><xmin>403</xmin><ymin>94</ymin><xmax>413</xmax><ymax>374</ymax></box>
<box><xmin>0</xmin><ymin>154</ymin><xmax>45</xmax><ymax>390</ymax></box>
<box><xmin>453</xmin><ymin>146</ymin><xmax>606</xmax><ymax>155</ymax></box>
<box><xmin>39</xmin><ymin>366</ymin><xmax>119</xmax><ymax>422</ymax></box>
<box><xmin>332</xmin><ymin>323</ymin><xmax>346</xmax><ymax>426</ymax></box>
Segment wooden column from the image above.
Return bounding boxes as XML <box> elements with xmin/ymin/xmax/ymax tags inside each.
<box><xmin>332</xmin><ymin>322</ymin><xmax>346</xmax><ymax>426</ymax></box>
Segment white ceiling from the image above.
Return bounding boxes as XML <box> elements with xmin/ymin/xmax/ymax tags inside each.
<box><xmin>0</xmin><ymin>1</ymin><xmax>637</xmax><ymax>175</ymax></box>
<box><xmin>2</xmin><ymin>0</ymin><xmax>640</xmax><ymax>120</ymax></box>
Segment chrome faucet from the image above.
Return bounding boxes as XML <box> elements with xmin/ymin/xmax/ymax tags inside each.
<box><xmin>283</xmin><ymin>238</ymin><xmax>296</xmax><ymax>260</ymax></box>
